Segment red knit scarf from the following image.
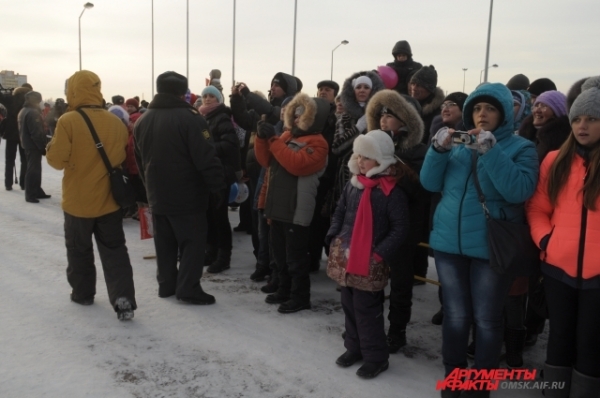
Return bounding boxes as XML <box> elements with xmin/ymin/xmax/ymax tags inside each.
<box><xmin>346</xmin><ymin>175</ymin><xmax>397</xmax><ymax>276</ymax></box>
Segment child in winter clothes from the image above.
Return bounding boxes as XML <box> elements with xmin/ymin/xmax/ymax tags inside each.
<box><xmin>326</xmin><ymin>129</ymin><xmax>410</xmax><ymax>379</ymax></box>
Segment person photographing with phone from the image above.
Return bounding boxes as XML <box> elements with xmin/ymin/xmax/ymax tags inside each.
<box><xmin>420</xmin><ymin>83</ymin><xmax>539</xmax><ymax>397</ymax></box>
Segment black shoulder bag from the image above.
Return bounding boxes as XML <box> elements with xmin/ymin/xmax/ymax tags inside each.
<box><xmin>76</xmin><ymin>108</ymin><xmax>136</xmax><ymax>209</ymax></box>
<box><xmin>470</xmin><ymin>150</ymin><xmax>539</xmax><ymax>276</ymax></box>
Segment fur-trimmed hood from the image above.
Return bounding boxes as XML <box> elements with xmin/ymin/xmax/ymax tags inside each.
<box><xmin>420</xmin><ymin>87</ymin><xmax>445</xmax><ymax>117</ymax></box>
<box><xmin>366</xmin><ymin>89</ymin><xmax>424</xmax><ymax>149</ymax></box>
<box><xmin>284</xmin><ymin>93</ymin><xmax>331</xmax><ymax>135</ymax></box>
<box><xmin>340</xmin><ymin>70</ymin><xmax>385</xmax><ymax>120</ymax></box>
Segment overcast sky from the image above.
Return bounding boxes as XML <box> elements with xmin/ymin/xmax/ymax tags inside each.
<box><xmin>2</xmin><ymin>0</ymin><xmax>599</xmax><ymax>102</ymax></box>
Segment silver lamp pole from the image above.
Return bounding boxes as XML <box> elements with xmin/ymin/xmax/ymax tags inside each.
<box><xmin>331</xmin><ymin>40</ymin><xmax>349</xmax><ymax>80</ymax></box>
<box><xmin>186</xmin><ymin>0</ymin><xmax>189</xmax><ymax>81</ymax></box>
<box><xmin>483</xmin><ymin>0</ymin><xmax>494</xmax><ymax>83</ymax></box>
<box><xmin>78</xmin><ymin>2</ymin><xmax>94</xmax><ymax>71</ymax></box>
<box><xmin>232</xmin><ymin>0</ymin><xmax>236</xmax><ymax>86</ymax></box>
<box><xmin>462</xmin><ymin>68</ymin><xmax>468</xmax><ymax>92</ymax></box>
<box><xmin>291</xmin><ymin>0</ymin><xmax>297</xmax><ymax>76</ymax></box>
<box><xmin>151</xmin><ymin>0</ymin><xmax>155</xmax><ymax>97</ymax></box>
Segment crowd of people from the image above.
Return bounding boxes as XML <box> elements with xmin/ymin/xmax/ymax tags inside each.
<box><xmin>0</xmin><ymin>39</ymin><xmax>599</xmax><ymax>397</ymax></box>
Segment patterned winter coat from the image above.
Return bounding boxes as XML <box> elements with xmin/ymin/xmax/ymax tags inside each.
<box><xmin>420</xmin><ymin>83</ymin><xmax>539</xmax><ymax>260</ymax></box>
<box><xmin>326</xmin><ymin>175</ymin><xmax>409</xmax><ymax>292</ymax></box>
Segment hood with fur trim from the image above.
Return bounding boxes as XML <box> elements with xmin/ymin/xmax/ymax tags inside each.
<box><xmin>366</xmin><ymin>89</ymin><xmax>424</xmax><ymax>149</ymax></box>
<box><xmin>462</xmin><ymin>82</ymin><xmax>515</xmax><ymax>142</ymax></box>
<box><xmin>340</xmin><ymin>70</ymin><xmax>385</xmax><ymax>120</ymax></box>
<box><xmin>283</xmin><ymin>93</ymin><xmax>331</xmax><ymax>135</ymax></box>
<box><xmin>420</xmin><ymin>87</ymin><xmax>445</xmax><ymax>117</ymax></box>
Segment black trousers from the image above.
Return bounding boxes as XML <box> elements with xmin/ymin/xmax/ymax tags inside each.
<box><xmin>206</xmin><ymin>188</ymin><xmax>232</xmax><ymax>252</ymax></box>
<box><xmin>25</xmin><ymin>148</ymin><xmax>43</xmax><ymax>200</ymax></box>
<box><xmin>307</xmin><ymin>203</ymin><xmax>330</xmax><ymax>269</ymax></box>
<box><xmin>270</xmin><ymin>220</ymin><xmax>310</xmax><ymax>303</ymax></box>
<box><xmin>64</xmin><ymin>210</ymin><xmax>136</xmax><ymax>310</ymax></box>
<box><xmin>388</xmin><ymin>244</ymin><xmax>416</xmax><ymax>332</ymax></box>
<box><xmin>152</xmin><ymin>212</ymin><xmax>207</xmax><ymax>299</ymax></box>
<box><xmin>341</xmin><ymin>287</ymin><xmax>388</xmax><ymax>363</ymax></box>
<box><xmin>4</xmin><ymin>140</ymin><xmax>26</xmax><ymax>188</ymax></box>
<box><xmin>544</xmin><ymin>275</ymin><xmax>600</xmax><ymax>377</ymax></box>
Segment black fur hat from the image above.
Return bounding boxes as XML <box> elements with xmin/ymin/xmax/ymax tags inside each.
<box><xmin>527</xmin><ymin>78</ymin><xmax>556</xmax><ymax>97</ymax></box>
<box><xmin>156</xmin><ymin>71</ymin><xmax>188</xmax><ymax>96</ymax></box>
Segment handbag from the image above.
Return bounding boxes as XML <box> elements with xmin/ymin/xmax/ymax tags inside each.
<box><xmin>76</xmin><ymin>108</ymin><xmax>136</xmax><ymax>209</ymax></box>
<box><xmin>470</xmin><ymin>150</ymin><xmax>539</xmax><ymax>276</ymax></box>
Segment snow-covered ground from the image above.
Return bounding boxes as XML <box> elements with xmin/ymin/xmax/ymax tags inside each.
<box><xmin>0</xmin><ymin>148</ymin><xmax>548</xmax><ymax>398</ymax></box>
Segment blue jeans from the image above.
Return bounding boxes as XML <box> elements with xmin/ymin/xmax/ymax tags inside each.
<box><xmin>434</xmin><ymin>250</ymin><xmax>511</xmax><ymax>375</ymax></box>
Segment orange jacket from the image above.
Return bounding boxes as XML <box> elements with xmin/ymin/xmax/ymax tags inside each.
<box><xmin>255</xmin><ymin>131</ymin><xmax>328</xmax><ymax>176</ymax></box>
<box><xmin>527</xmin><ymin>150</ymin><xmax>600</xmax><ymax>280</ymax></box>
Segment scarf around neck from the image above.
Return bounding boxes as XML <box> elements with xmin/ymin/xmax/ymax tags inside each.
<box><xmin>199</xmin><ymin>102</ymin><xmax>221</xmax><ymax>116</ymax></box>
<box><xmin>346</xmin><ymin>174</ymin><xmax>397</xmax><ymax>276</ymax></box>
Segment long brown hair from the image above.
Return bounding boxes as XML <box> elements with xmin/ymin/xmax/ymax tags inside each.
<box><xmin>390</xmin><ymin>159</ymin><xmax>418</xmax><ymax>183</ymax></box>
<box><xmin>548</xmin><ymin>133</ymin><xmax>600</xmax><ymax>210</ymax></box>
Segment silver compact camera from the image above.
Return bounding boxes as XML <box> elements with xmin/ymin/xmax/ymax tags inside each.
<box><xmin>452</xmin><ymin>131</ymin><xmax>476</xmax><ymax>144</ymax></box>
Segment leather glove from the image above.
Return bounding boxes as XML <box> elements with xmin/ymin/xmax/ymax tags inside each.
<box><xmin>340</xmin><ymin>113</ymin><xmax>352</xmax><ymax>128</ymax></box>
<box><xmin>324</xmin><ymin>234</ymin><xmax>334</xmax><ymax>247</ymax></box>
<box><xmin>257</xmin><ymin>120</ymin><xmax>275</xmax><ymax>140</ymax></box>
<box><xmin>477</xmin><ymin>130</ymin><xmax>496</xmax><ymax>154</ymax></box>
<box><xmin>41</xmin><ymin>148</ymin><xmax>47</xmax><ymax>156</ymax></box>
<box><xmin>432</xmin><ymin>127</ymin><xmax>452</xmax><ymax>152</ymax></box>
<box><xmin>355</xmin><ymin>115</ymin><xmax>367</xmax><ymax>133</ymax></box>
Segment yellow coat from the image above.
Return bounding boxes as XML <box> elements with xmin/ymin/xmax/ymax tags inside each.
<box><xmin>46</xmin><ymin>70</ymin><xmax>128</xmax><ymax>218</ymax></box>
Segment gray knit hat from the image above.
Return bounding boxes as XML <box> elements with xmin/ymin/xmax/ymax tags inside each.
<box><xmin>410</xmin><ymin>65</ymin><xmax>437</xmax><ymax>94</ymax></box>
<box><xmin>569</xmin><ymin>76</ymin><xmax>600</xmax><ymax>123</ymax></box>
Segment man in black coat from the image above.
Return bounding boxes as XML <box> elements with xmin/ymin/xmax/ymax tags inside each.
<box><xmin>134</xmin><ymin>71</ymin><xmax>225</xmax><ymax>305</ymax></box>
<box><xmin>18</xmin><ymin>91</ymin><xmax>49</xmax><ymax>203</ymax></box>
<box><xmin>2</xmin><ymin>86</ymin><xmax>29</xmax><ymax>190</ymax></box>
<box><xmin>386</xmin><ymin>41</ymin><xmax>423</xmax><ymax>96</ymax></box>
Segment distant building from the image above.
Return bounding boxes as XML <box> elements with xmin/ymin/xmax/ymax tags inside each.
<box><xmin>0</xmin><ymin>70</ymin><xmax>28</xmax><ymax>89</ymax></box>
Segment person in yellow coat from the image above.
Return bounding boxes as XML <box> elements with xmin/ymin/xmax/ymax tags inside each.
<box><xmin>46</xmin><ymin>70</ymin><xmax>136</xmax><ymax>321</ymax></box>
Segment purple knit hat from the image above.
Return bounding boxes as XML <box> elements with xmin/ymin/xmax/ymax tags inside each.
<box><xmin>534</xmin><ymin>90</ymin><xmax>568</xmax><ymax>118</ymax></box>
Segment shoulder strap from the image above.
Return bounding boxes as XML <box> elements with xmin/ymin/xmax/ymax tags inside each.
<box><xmin>470</xmin><ymin>149</ymin><xmax>490</xmax><ymax>219</ymax></box>
<box><xmin>76</xmin><ymin>108</ymin><xmax>114</xmax><ymax>174</ymax></box>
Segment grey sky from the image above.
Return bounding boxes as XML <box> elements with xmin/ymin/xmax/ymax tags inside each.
<box><xmin>2</xmin><ymin>0</ymin><xmax>598</xmax><ymax>101</ymax></box>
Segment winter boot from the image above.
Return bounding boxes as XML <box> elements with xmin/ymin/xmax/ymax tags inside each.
<box><xmin>207</xmin><ymin>249</ymin><xmax>231</xmax><ymax>274</ymax></box>
<box><xmin>277</xmin><ymin>299</ymin><xmax>311</xmax><ymax>314</ymax></box>
<box><xmin>356</xmin><ymin>360</ymin><xmax>389</xmax><ymax>379</ymax></box>
<box><xmin>265</xmin><ymin>292</ymin><xmax>290</xmax><ymax>304</ymax></box>
<box><xmin>250</xmin><ymin>263</ymin><xmax>271</xmax><ymax>282</ymax></box>
<box><xmin>570</xmin><ymin>369</ymin><xmax>600</xmax><ymax>398</ymax></box>
<box><xmin>336</xmin><ymin>351</ymin><xmax>363</xmax><ymax>367</ymax></box>
<box><xmin>178</xmin><ymin>289</ymin><xmax>216</xmax><ymax>305</ymax></box>
<box><xmin>543</xmin><ymin>363</ymin><xmax>572</xmax><ymax>398</ymax></box>
<box><xmin>115</xmin><ymin>297</ymin><xmax>134</xmax><ymax>321</ymax></box>
<box><xmin>204</xmin><ymin>245</ymin><xmax>217</xmax><ymax>266</ymax></box>
<box><xmin>504</xmin><ymin>328</ymin><xmax>527</xmax><ymax>368</ymax></box>
<box><xmin>70</xmin><ymin>293</ymin><xmax>94</xmax><ymax>306</ymax></box>
<box><xmin>387</xmin><ymin>324</ymin><xmax>407</xmax><ymax>353</ymax></box>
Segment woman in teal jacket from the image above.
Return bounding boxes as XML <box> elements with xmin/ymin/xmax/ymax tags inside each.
<box><xmin>420</xmin><ymin>83</ymin><xmax>538</xmax><ymax>397</ymax></box>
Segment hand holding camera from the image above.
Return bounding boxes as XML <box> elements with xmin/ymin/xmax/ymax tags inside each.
<box><xmin>451</xmin><ymin>129</ymin><xmax>496</xmax><ymax>154</ymax></box>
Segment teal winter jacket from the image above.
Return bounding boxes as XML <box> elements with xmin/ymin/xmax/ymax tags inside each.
<box><xmin>420</xmin><ymin>83</ymin><xmax>539</xmax><ymax>260</ymax></box>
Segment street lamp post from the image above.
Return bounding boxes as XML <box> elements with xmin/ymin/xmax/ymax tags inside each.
<box><xmin>462</xmin><ymin>68</ymin><xmax>468</xmax><ymax>92</ymax></box>
<box><xmin>78</xmin><ymin>2</ymin><xmax>94</xmax><ymax>71</ymax></box>
<box><xmin>186</xmin><ymin>0</ymin><xmax>189</xmax><ymax>81</ymax></box>
<box><xmin>480</xmin><ymin>64</ymin><xmax>498</xmax><ymax>83</ymax></box>
<box><xmin>232</xmin><ymin>0</ymin><xmax>236</xmax><ymax>86</ymax></box>
<box><xmin>291</xmin><ymin>0</ymin><xmax>297</xmax><ymax>76</ymax></box>
<box><xmin>483</xmin><ymin>0</ymin><xmax>494</xmax><ymax>83</ymax></box>
<box><xmin>151</xmin><ymin>0</ymin><xmax>154</xmax><ymax>97</ymax></box>
<box><xmin>331</xmin><ymin>40</ymin><xmax>349</xmax><ymax>80</ymax></box>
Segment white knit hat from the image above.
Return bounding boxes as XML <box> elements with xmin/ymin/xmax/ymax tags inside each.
<box><xmin>348</xmin><ymin>129</ymin><xmax>396</xmax><ymax>177</ymax></box>
<box><xmin>352</xmin><ymin>75</ymin><xmax>373</xmax><ymax>89</ymax></box>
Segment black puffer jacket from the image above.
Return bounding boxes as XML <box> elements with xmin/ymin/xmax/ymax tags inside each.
<box><xmin>134</xmin><ymin>93</ymin><xmax>225</xmax><ymax>215</ymax></box>
<box><xmin>518</xmin><ymin>114</ymin><xmax>571</xmax><ymax>163</ymax></box>
<box><xmin>204</xmin><ymin>104</ymin><xmax>241</xmax><ymax>186</ymax></box>
<box><xmin>2</xmin><ymin>87</ymin><xmax>29</xmax><ymax>142</ymax></box>
<box><xmin>386</xmin><ymin>58</ymin><xmax>423</xmax><ymax>96</ymax></box>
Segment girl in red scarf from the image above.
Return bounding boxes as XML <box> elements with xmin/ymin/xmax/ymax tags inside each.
<box><xmin>326</xmin><ymin>129</ymin><xmax>412</xmax><ymax>379</ymax></box>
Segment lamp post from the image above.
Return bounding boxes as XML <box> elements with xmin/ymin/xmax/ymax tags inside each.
<box><xmin>483</xmin><ymin>0</ymin><xmax>494</xmax><ymax>83</ymax></box>
<box><xmin>480</xmin><ymin>64</ymin><xmax>498</xmax><ymax>83</ymax></box>
<box><xmin>151</xmin><ymin>0</ymin><xmax>154</xmax><ymax>97</ymax></box>
<box><xmin>331</xmin><ymin>40</ymin><xmax>349</xmax><ymax>80</ymax></box>
<box><xmin>232</xmin><ymin>0</ymin><xmax>236</xmax><ymax>86</ymax></box>
<box><xmin>78</xmin><ymin>2</ymin><xmax>94</xmax><ymax>71</ymax></box>
<box><xmin>462</xmin><ymin>68</ymin><xmax>468</xmax><ymax>92</ymax></box>
<box><xmin>186</xmin><ymin>0</ymin><xmax>189</xmax><ymax>81</ymax></box>
<box><xmin>291</xmin><ymin>0</ymin><xmax>297</xmax><ymax>76</ymax></box>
